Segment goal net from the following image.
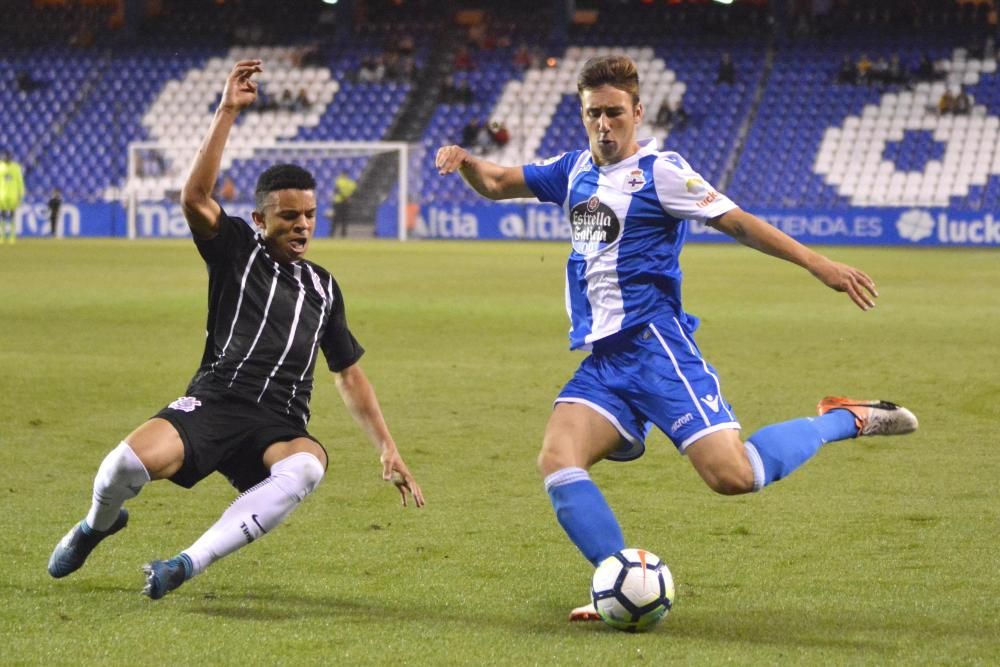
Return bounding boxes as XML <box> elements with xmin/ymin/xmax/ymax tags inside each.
<box><xmin>119</xmin><ymin>140</ymin><xmax>424</xmax><ymax>240</ymax></box>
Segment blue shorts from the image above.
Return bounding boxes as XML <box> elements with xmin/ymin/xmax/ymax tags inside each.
<box><xmin>555</xmin><ymin>316</ymin><xmax>740</xmax><ymax>461</ymax></box>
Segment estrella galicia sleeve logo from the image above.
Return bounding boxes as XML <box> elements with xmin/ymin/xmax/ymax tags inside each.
<box><xmin>570</xmin><ymin>195</ymin><xmax>621</xmax><ymax>254</ymax></box>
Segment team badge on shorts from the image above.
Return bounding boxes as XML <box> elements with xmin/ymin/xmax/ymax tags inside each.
<box><xmin>168</xmin><ymin>396</ymin><xmax>202</xmax><ymax>412</ymax></box>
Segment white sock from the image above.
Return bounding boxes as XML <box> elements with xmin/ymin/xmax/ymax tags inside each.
<box><xmin>86</xmin><ymin>442</ymin><xmax>150</xmax><ymax>531</ymax></box>
<box><xmin>182</xmin><ymin>452</ymin><xmax>325</xmax><ymax>577</ymax></box>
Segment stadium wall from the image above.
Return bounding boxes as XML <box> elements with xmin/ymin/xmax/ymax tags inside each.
<box><xmin>385</xmin><ymin>202</ymin><xmax>1000</xmax><ymax>247</ymax></box>
<box><xmin>11</xmin><ymin>200</ymin><xmax>1000</xmax><ymax>247</ymax></box>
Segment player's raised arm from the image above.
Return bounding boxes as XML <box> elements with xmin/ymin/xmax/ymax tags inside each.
<box><xmin>708</xmin><ymin>207</ymin><xmax>878</xmax><ymax>311</ymax></box>
<box><xmin>333</xmin><ymin>363</ymin><xmax>425</xmax><ymax>508</ymax></box>
<box><xmin>435</xmin><ymin>144</ymin><xmax>534</xmax><ymax>200</ymax></box>
<box><xmin>181</xmin><ymin>59</ymin><xmax>263</xmax><ymax>239</ymax></box>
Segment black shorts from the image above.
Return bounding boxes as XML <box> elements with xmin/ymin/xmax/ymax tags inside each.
<box><xmin>154</xmin><ymin>391</ymin><xmax>327</xmax><ymax>492</ymax></box>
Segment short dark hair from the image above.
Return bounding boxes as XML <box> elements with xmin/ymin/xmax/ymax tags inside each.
<box><xmin>577</xmin><ymin>55</ymin><xmax>641</xmax><ymax>107</ymax></box>
<box><xmin>254</xmin><ymin>164</ymin><xmax>316</xmax><ymax>210</ymax></box>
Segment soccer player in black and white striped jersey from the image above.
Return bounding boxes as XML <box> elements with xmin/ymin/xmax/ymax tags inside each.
<box><xmin>48</xmin><ymin>60</ymin><xmax>425</xmax><ymax>600</ymax></box>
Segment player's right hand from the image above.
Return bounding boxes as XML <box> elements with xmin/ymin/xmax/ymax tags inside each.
<box><xmin>435</xmin><ymin>145</ymin><xmax>471</xmax><ymax>175</ymax></box>
<box><xmin>220</xmin><ymin>59</ymin><xmax>263</xmax><ymax>113</ymax></box>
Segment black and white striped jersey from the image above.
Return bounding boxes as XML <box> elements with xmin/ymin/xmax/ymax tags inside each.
<box><xmin>185</xmin><ymin>211</ymin><xmax>364</xmax><ymax>426</ymax></box>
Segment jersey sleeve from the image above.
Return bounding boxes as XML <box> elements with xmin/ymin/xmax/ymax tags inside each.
<box><xmin>522</xmin><ymin>151</ymin><xmax>581</xmax><ymax>205</ymax></box>
<box><xmin>320</xmin><ymin>275</ymin><xmax>365</xmax><ymax>372</ymax></box>
<box><xmin>193</xmin><ymin>208</ymin><xmax>256</xmax><ymax>265</ymax></box>
<box><xmin>652</xmin><ymin>151</ymin><xmax>738</xmax><ymax>222</ymax></box>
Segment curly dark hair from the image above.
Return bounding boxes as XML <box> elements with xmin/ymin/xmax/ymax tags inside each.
<box><xmin>254</xmin><ymin>163</ymin><xmax>316</xmax><ymax>210</ymax></box>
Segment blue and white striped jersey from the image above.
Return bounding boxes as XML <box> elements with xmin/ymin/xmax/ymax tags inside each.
<box><xmin>523</xmin><ymin>138</ymin><xmax>738</xmax><ymax>350</ymax></box>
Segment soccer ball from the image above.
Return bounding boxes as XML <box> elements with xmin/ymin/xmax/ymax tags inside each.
<box><xmin>591</xmin><ymin>548</ymin><xmax>674</xmax><ymax>632</ymax></box>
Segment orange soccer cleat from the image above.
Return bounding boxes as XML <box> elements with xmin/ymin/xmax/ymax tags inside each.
<box><xmin>817</xmin><ymin>397</ymin><xmax>919</xmax><ymax>437</ymax></box>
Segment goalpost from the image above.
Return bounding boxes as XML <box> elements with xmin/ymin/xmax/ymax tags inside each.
<box><xmin>123</xmin><ymin>140</ymin><xmax>422</xmax><ymax>240</ymax></box>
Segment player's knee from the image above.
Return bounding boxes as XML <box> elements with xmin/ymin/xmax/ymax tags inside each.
<box><xmin>272</xmin><ymin>452</ymin><xmax>326</xmax><ymax>498</ymax></box>
<box><xmin>702</xmin><ymin>462</ymin><xmax>755</xmax><ymax>496</ymax></box>
<box><xmin>537</xmin><ymin>440</ymin><xmax>576</xmax><ymax>477</ymax></box>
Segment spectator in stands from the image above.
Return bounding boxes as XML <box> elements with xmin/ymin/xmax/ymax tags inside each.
<box><xmin>855</xmin><ymin>53</ymin><xmax>873</xmax><ymax>84</ymax></box>
<box><xmin>869</xmin><ymin>56</ymin><xmax>890</xmax><ymax>87</ymax></box>
<box><xmin>16</xmin><ymin>70</ymin><xmax>48</xmax><ymax>93</ymax></box>
<box><xmin>513</xmin><ymin>43</ymin><xmax>533</xmax><ymax>70</ymax></box>
<box><xmin>453</xmin><ymin>46</ymin><xmax>475</xmax><ymax>71</ymax></box>
<box><xmin>886</xmin><ymin>54</ymin><xmax>910</xmax><ymax>86</ymax></box>
<box><xmin>938</xmin><ymin>89</ymin><xmax>956</xmax><ymax>115</ymax></box>
<box><xmin>915</xmin><ymin>54</ymin><xmax>942</xmax><ymax>82</ymax></box>
<box><xmin>460</xmin><ymin>118</ymin><xmax>482</xmax><ymax>148</ymax></box>
<box><xmin>278</xmin><ymin>89</ymin><xmax>297</xmax><ymax>112</ymax></box>
<box><xmin>331</xmin><ymin>171</ymin><xmax>357</xmax><ymax>238</ymax></box>
<box><xmin>254</xmin><ymin>83</ymin><xmax>278</xmax><ymax>112</ymax></box>
<box><xmin>654</xmin><ymin>98</ymin><xmax>688</xmax><ymax>132</ymax></box>
<box><xmin>439</xmin><ymin>76</ymin><xmax>459</xmax><ymax>104</ymax></box>
<box><xmin>488</xmin><ymin>121</ymin><xmax>510</xmax><ymax>148</ymax></box>
<box><xmin>294</xmin><ymin>43</ymin><xmax>324</xmax><ymax>68</ymax></box>
<box><xmin>441</xmin><ymin>77</ymin><xmax>474</xmax><ymax>105</ymax></box>
<box><xmin>716</xmin><ymin>52</ymin><xmax>736</xmax><ymax>85</ymax></box>
<box><xmin>215</xmin><ymin>176</ymin><xmax>237</xmax><ymax>202</ymax></box>
<box><xmin>48</xmin><ymin>188</ymin><xmax>62</xmax><ymax>237</ymax></box>
<box><xmin>953</xmin><ymin>88</ymin><xmax>972</xmax><ymax>115</ymax></box>
<box><xmin>835</xmin><ymin>55</ymin><xmax>858</xmax><ymax>84</ymax></box>
<box><xmin>138</xmin><ymin>149</ymin><xmax>168</xmax><ymax>178</ymax></box>
<box><xmin>358</xmin><ymin>56</ymin><xmax>385</xmax><ymax>83</ymax></box>
<box><xmin>0</xmin><ymin>150</ymin><xmax>25</xmax><ymax>244</ymax></box>
<box><xmin>396</xmin><ymin>53</ymin><xmax>418</xmax><ymax>82</ymax></box>
<box><xmin>294</xmin><ymin>88</ymin><xmax>312</xmax><ymax>111</ymax></box>
<box><xmin>396</xmin><ymin>34</ymin><xmax>416</xmax><ymax>56</ymax></box>
<box><xmin>455</xmin><ymin>80</ymin><xmax>474</xmax><ymax>104</ymax></box>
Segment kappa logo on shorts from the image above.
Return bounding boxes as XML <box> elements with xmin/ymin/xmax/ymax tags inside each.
<box><xmin>700</xmin><ymin>394</ymin><xmax>721</xmax><ymax>413</ymax></box>
<box><xmin>168</xmin><ymin>396</ymin><xmax>202</xmax><ymax>413</ymax></box>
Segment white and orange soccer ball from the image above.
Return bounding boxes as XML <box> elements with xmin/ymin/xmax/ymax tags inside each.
<box><xmin>591</xmin><ymin>548</ymin><xmax>675</xmax><ymax>632</ymax></box>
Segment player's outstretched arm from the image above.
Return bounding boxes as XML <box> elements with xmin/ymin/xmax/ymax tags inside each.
<box><xmin>435</xmin><ymin>144</ymin><xmax>534</xmax><ymax>200</ymax></box>
<box><xmin>709</xmin><ymin>207</ymin><xmax>878</xmax><ymax>311</ymax></box>
<box><xmin>181</xmin><ymin>59</ymin><xmax>263</xmax><ymax>239</ymax></box>
<box><xmin>333</xmin><ymin>363</ymin><xmax>425</xmax><ymax>508</ymax></box>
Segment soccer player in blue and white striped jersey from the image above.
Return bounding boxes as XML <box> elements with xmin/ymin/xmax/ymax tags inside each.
<box><xmin>436</xmin><ymin>54</ymin><xmax>917</xmax><ymax>621</ymax></box>
<box><xmin>48</xmin><ymin>60</ymin><xmax>425</xmax><ymax>600</ymax></box>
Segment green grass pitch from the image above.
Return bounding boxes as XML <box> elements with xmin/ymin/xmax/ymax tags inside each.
<box><xmin>1</xmin><ymin>238</ymin><xmax>998</xmax><ymax>665</ymax></box>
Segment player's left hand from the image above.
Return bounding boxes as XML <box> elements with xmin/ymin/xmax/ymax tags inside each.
<box><xmin>380</xmin><ymin>449</ymin><xmax>425</xmax><ymax>508</ymax></box>
<box><xmin>812</xmin><ymin>258</ymin><xmax>878</xmax><ymax>311</ymax></box>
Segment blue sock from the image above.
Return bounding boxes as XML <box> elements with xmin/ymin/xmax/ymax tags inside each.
<box><xmin>545</xmin><ymin>468</ymin><xmax>624</xmax><ymax>566</ymax></box>
<box><xmin>744</xmin><ymin>411</ymin><xmax>858</xmax><ymax>490</ymax></box>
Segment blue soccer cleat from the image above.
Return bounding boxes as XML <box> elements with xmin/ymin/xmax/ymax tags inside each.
<box><xmin>142</xmin><ymin>556</ymin><xmax>190</xmax><ymax>600</ymax></box>
<box><xmin>48</xmin><ymin>509</ymin><xmax>129</xmax><ymax>578</ymax></box>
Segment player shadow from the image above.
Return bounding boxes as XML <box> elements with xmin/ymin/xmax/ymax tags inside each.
<box><xmin>663</xmin><ymin>606</ymin><xmax>985</xmax><ymax>651</ymax></box>
<box><xmin>185</xmin><ymin>586</ymin><xmax>577</xmax><ymax>635</ymax></box>
<box><xmin>189</xmin><ymin>587</ymin><xmax>494</xmax><ymax>622</ymax></box>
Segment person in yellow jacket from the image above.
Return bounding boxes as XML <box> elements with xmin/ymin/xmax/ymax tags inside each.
<box><xmin>0</xmin><ymin>151</ymin><xmax>25</xmax><ymax>243</ymax></box>
<box><xmin>331</xmin><ymin>171</ymin><xmax>357</xmax><ymax>237</ymax></box>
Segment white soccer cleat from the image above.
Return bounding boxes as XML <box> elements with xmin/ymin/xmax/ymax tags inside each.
<box><xmin>569</xmin><ymin>602</ymin><xmax>602</xmax><ymax>622</ymax></box>
<box><xmin>817</xmin><ymin>396</ymin><xmax>919</xmax><ymax>436</ymax></box>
